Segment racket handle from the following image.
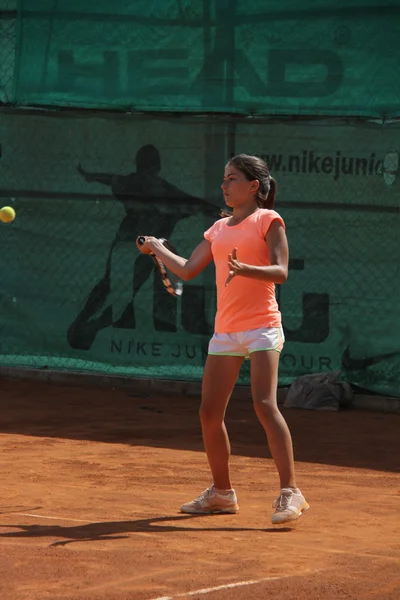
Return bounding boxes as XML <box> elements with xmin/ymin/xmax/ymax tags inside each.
<box><xmin>137</xmin><ymin>236</ymin><xmax>146</xmax><ymax>246</ymax></box>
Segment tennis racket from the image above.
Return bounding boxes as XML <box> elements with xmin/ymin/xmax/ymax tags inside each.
<box><xmin>137</xmin><ymin>236</ymin><xmax>183</xmax><ymax>297</ymax></box>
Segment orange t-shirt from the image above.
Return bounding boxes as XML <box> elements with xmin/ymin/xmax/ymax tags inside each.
<box><xmin>204</xmin><ymin>209</ymin><xmax>285</xmax><ymax>334</ymax></box>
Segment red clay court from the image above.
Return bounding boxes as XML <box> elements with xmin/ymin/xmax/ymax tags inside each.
<box><xmin>0</xmin><ymin>377</ymin><xmax>399</xmax><ymax>600</ymax></box>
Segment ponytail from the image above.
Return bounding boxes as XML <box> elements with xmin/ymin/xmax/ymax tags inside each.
<box><xmin>256</xmin><ymin>176</ymin><xmax>277</xmax><ymax>210</ymax></box>
<box><xmin>266</xmin><ymin>177</ymin><xmax>277</xmax><ymax>209</ymax></box>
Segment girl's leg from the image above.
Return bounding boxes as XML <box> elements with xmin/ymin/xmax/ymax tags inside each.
<box><xmin>250</xmin><ymin>350</ymin><xmax>309</xmax><ymax>523</ymax></box>
<box><xmin>200</xmin><ymin>354</ymin><xmax>244</xmax><ymax>490</ymax></box>
<box><xmin>250</xmin><ymin>350</ymin><xmax>296</xmax><ymax>489</ymax></box>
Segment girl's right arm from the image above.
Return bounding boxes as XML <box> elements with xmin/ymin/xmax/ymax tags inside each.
<box><xmin>136</xmin><ymin>236</ymin><xmax>213</xmax><ymax>281</ymax></box>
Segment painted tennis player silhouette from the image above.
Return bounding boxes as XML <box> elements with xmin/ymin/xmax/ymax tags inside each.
<box><xmin>68</xmin><ymin>144</ymin><xmax>216</xmax><ymax>350</ymax></box>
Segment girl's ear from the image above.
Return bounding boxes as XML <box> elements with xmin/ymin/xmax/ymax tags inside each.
<box><xmin>250</xmin><ymin>180</ymin><xmax>260</xmax><ymax>192</ymax></box>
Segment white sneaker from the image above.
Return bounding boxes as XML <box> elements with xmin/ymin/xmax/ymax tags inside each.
<box><xmin>272</xmin><ymin>488</ymin><xmax>309</xmax><ymax>524</ymax></box>
<box><xmin>180</xmin><ymin>485</ymin><xmax>239</xmax><ymax>514</ymax></box>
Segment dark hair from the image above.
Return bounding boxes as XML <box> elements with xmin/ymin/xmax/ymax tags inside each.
<box><xmin>225</xmin><ymin>153</ymin><xmax>277</xmax><ymax>210</ymax></box>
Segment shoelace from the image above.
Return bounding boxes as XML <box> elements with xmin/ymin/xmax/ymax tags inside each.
<box><xmin>273</xmin><ymin>492</ymin><xmax>293</xmax><ymax>512</ymax></box>
<box><xmin>194</xmin><ymin>486</ymin><xmax>214</xmax><ymax>502</ymax></box>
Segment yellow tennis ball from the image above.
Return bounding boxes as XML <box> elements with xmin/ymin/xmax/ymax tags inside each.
<box><xmin>0</xmin><ymin>206</ymin><xmax>16</xmax><ymax>223</ymax></box>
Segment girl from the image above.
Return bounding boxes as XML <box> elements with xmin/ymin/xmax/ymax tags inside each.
<box><xmin>136</xmin><ymin>154</ymin><xmax>309</xmax><ymax>524</ymax></box>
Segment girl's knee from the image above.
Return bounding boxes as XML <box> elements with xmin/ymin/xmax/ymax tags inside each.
<box><xmin>199</xmin><ymin>403</ymin><xmax>223</xmax><ymax>426</ymax></box>
<box><xmin>253</xmin><ymin>396</ymin><xmax>279</xmax><ymax>417</ymax></box>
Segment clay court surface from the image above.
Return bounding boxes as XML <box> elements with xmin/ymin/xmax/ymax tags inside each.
<box><xmin>0</xmin><ymin>377</ymin><xmax>399</xmax><ymax>600</ymax></box>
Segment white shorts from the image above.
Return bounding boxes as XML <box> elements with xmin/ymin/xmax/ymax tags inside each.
<box><xmin>208</xmin><ymin>327</ymin><xmax>285</xmax><ymax>358</ymax></box>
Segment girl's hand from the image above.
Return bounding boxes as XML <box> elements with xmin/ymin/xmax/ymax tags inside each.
<box><xmin>136</xmin><ymin>236</ymin><xmax>158</xmax><ymax>255</ymax></box>
<box><xmin>226</xmin><ymin>247</ymin><xmax>245</xmax><ymax>285</ymax></box>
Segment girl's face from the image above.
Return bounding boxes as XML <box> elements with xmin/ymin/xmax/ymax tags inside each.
<box><xmin>221</xmin><ymin>164</ymin><xmax>258</xmax><ymax>208</ymax></box>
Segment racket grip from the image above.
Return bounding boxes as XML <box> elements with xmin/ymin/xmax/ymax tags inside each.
<box><xmin>137</xmin><ymin>236</ymin><xmax>146</xmax><ymax>246</ymax></box>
